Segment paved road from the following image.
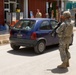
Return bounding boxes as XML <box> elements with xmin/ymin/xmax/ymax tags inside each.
<box><xmin>0</xmin><ymin>32</ymin><xmax>76</xmax><ymax>75</ymax></box>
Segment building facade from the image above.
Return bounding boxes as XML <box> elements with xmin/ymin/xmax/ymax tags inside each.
<box><xmin>0</xmin><ymin>0</ymin><xmax>61</xmax><ymax>25</ymax></box>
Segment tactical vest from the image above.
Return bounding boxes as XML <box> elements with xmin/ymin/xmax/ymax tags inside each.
<box><xmin>63</xmin><ymin>22</ymin><xmax>73</xmax><ymax>37</ymax></box>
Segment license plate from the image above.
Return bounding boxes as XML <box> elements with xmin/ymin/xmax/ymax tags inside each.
<box><xmin>17</xmin><ymin>34</ymin><xmax>22</xmax><ymax>38</ymax></box>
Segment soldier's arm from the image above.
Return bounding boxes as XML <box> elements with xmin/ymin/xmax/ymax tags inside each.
<box><xmin>56</xmin><ymin>23</ymin><xmax>65</xmax><ymax>34</ymax></box>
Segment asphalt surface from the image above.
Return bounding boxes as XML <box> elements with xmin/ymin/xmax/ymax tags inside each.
<box><xmin>0</xmin><ymin>31</ymin><xmax>76</xmax><ymax>75</ymax></box>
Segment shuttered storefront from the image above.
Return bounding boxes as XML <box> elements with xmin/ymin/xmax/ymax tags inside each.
<box><xmin>28</xmin><ymin>0</ymin><xmax>60</xmax><ymax>18</ymax></box>
<box><xmin>28</xmin><ymin>0</ymin><xmax>46</xmax><ymax>18</ymax></box>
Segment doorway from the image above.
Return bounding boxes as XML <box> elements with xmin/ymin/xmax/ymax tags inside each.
<box><xmin>10</xmin><ymin>3</ymin><xmax>16</xmax><ymax>12</ymax></box>
<box><xmin>46</xmin><ymin>2</ymin><xmax>52</xmax><ymax>18</ymax></box>
<box><xmin>4</xmin><ymin>0</ymin><xmax>18</xmax><ymax>23</ymax></box>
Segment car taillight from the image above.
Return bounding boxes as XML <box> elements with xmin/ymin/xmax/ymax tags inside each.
<box><xmin>10</xmin><ymin>30</ymin><xmax>13</xmax><ymax>36</ymax></box>
<box><xmin>31</xmin><ymin>32</ymin><xmax>37</xmax><ymax>40</ymax></box>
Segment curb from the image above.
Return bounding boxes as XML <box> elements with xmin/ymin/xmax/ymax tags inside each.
<box><xmin>0</xmin><ymin>34</ymin><xmax>10</xmax><ymax>46</ymax></box>
<box><xmin>0</xmin><ymin>40</ymin><xmax>9</xmax><ymax>45</ymax></box>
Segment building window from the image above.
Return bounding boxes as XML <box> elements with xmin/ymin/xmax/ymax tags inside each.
<box><xmin>4</xmin><ymin>4</ymin><xmax>9</xmax><ymax>8</ymax></box>
<box><xmin>4</xmin><ymin>0</ymin><xmax>9</xmax><ymax>2</ymax></box>
<box><xmin>40</xmin><ymin>21</ymin><xmax>50</xmax><ymax>30</ymax></box>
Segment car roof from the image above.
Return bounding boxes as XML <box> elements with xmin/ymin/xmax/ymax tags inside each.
<box><xmin>20</xmin><ymin>18</ymin><xmax>56</xmax><ymax>21</ymax></box>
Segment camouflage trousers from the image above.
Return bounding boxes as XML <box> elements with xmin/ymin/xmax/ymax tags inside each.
<box><xmin>59</xmin><ymin>37</ymin><xmax>71</xmax><ymax>63</ymax></box>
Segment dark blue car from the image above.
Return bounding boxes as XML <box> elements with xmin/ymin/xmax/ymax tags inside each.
<box><xmin>9</xmin><ymin>18</ymin><xmax>73</xmax><ymax>54</ymax></box>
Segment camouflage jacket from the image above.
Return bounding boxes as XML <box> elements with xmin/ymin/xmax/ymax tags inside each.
<box><xmin>56</xmin><ymin>19</ymin><xmax>73</xmax><ymax>38</ymax></box>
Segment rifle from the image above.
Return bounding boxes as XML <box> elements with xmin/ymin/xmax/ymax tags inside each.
<box><xmin>51</xmin><ymin>22</ymin><xmax>62</xmax><ymax>36</ymax></box>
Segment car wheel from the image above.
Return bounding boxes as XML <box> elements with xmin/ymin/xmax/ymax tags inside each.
<box><xmin>34</xmin><ymin>41</ymin><xmax>46</xmax><ymax>54</ymax></box>
<box><xmin>10</xmin><ymin>43</ymin><xmax>20</xmax><ymax>50</ymax></box>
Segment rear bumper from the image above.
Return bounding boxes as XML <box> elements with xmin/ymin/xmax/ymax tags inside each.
<box><xmin>9</xmin><ymin>37</ymin><xmax>37</xmax><ymax>47</ymax></box>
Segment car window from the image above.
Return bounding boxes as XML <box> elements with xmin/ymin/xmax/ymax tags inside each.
<box><xmin>13</xmin><ymin>20</ymin><xmax>35</xmax><ymax>30</ymax></box>
<box><xmin>40</xmin><ymin>21</ymin><xmax>51</xmax><ymax>30</ymax></box>
<box><xmin>50</xmin><ymin>20</ymin><xmax>58</xmax><ymax>29</ymax></box>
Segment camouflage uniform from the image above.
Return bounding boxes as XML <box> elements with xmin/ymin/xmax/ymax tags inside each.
<box><xmin>56</xmin><ymin>11</ymin><xmax>73</xmax><ymax>68</ymax></box>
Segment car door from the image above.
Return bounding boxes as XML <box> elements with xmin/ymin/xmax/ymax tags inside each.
<box><xmin>37</xmin><ymin>20</ymin><xmax>56</xmax><ymax>46</ymax></box>
<box><xmin>50</xmin><ymin>20</ymin><xmax>59</xmax><ymax>44</ymax></box>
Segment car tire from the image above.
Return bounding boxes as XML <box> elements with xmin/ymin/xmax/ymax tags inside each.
<box><xmin>34</xmin><ymin>41</ymin><xmax>46</xmax><ymax>54</ymax></box>
<box><xmin>10</xmin><ymin>43</ymin><xmax>20</xmax><ymax>50</ymax></box>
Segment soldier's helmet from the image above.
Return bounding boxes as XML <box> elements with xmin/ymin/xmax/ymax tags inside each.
<box><xmin>63</xmin><ymin>11</ymin><xmax>71</xmax><ymax>18</ymax></box>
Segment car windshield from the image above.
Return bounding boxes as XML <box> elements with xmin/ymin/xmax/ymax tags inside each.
<box><xmin>13</xmin><ymin>20</ymin><xmax>36</xmax><ymax>30</ymax></box>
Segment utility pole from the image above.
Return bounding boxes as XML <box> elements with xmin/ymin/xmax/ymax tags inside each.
<box><xmin>57</xmin><ymin>0</ymin><xmax>59</xmax><ymax>7</ymax></box>
<box><xmin>61</xmin><ymin>0</ymin><xmax>65</xmax><ymax>11</ymax></box>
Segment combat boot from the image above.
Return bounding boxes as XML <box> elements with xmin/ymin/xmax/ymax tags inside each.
<box><xmin>67</xmin><ymin>60</ymin><xmax>69</xmax><ymax>67</ymax></box>
<box><xmin>57</xmin><ymin>62</ymin><xmax>67</xmax><ymax>68</ymax></box>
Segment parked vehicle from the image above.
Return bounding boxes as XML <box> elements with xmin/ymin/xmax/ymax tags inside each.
<box><xmin>9</xmin><ymin>18</ymin><xmax>73</xmax><ymax>54</ymax></box>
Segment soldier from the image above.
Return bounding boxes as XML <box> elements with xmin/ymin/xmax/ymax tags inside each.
<box><xmin>56</xmin><ymin>11</ymin><xmax>73</xmax><ymax>68</ymax></box>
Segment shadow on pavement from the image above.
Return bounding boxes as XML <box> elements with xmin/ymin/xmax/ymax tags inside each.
<box><xmin>7</xmin><ymin>44</ymin><xmax>58</xmax><ymax>57</ymax></box>
<box><xmin>47</xmin><ymin>67</ymin><xmax>68</xmax><ymax>74</ymax></box>
<box><xmin>7</xmin><ymin>47</ymin><xmax>37</xmax><ymax>57</ymax></box>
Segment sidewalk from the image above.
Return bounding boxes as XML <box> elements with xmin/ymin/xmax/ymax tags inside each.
<box><xmin>0</xmin><ymin>30</ymin><xmax>10</xmax><ymax>45</ymax></box>
<box><xmin>0</xmin><ymin>27</ymin><xmax>76</xmax><ymax>46</ymax></box>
